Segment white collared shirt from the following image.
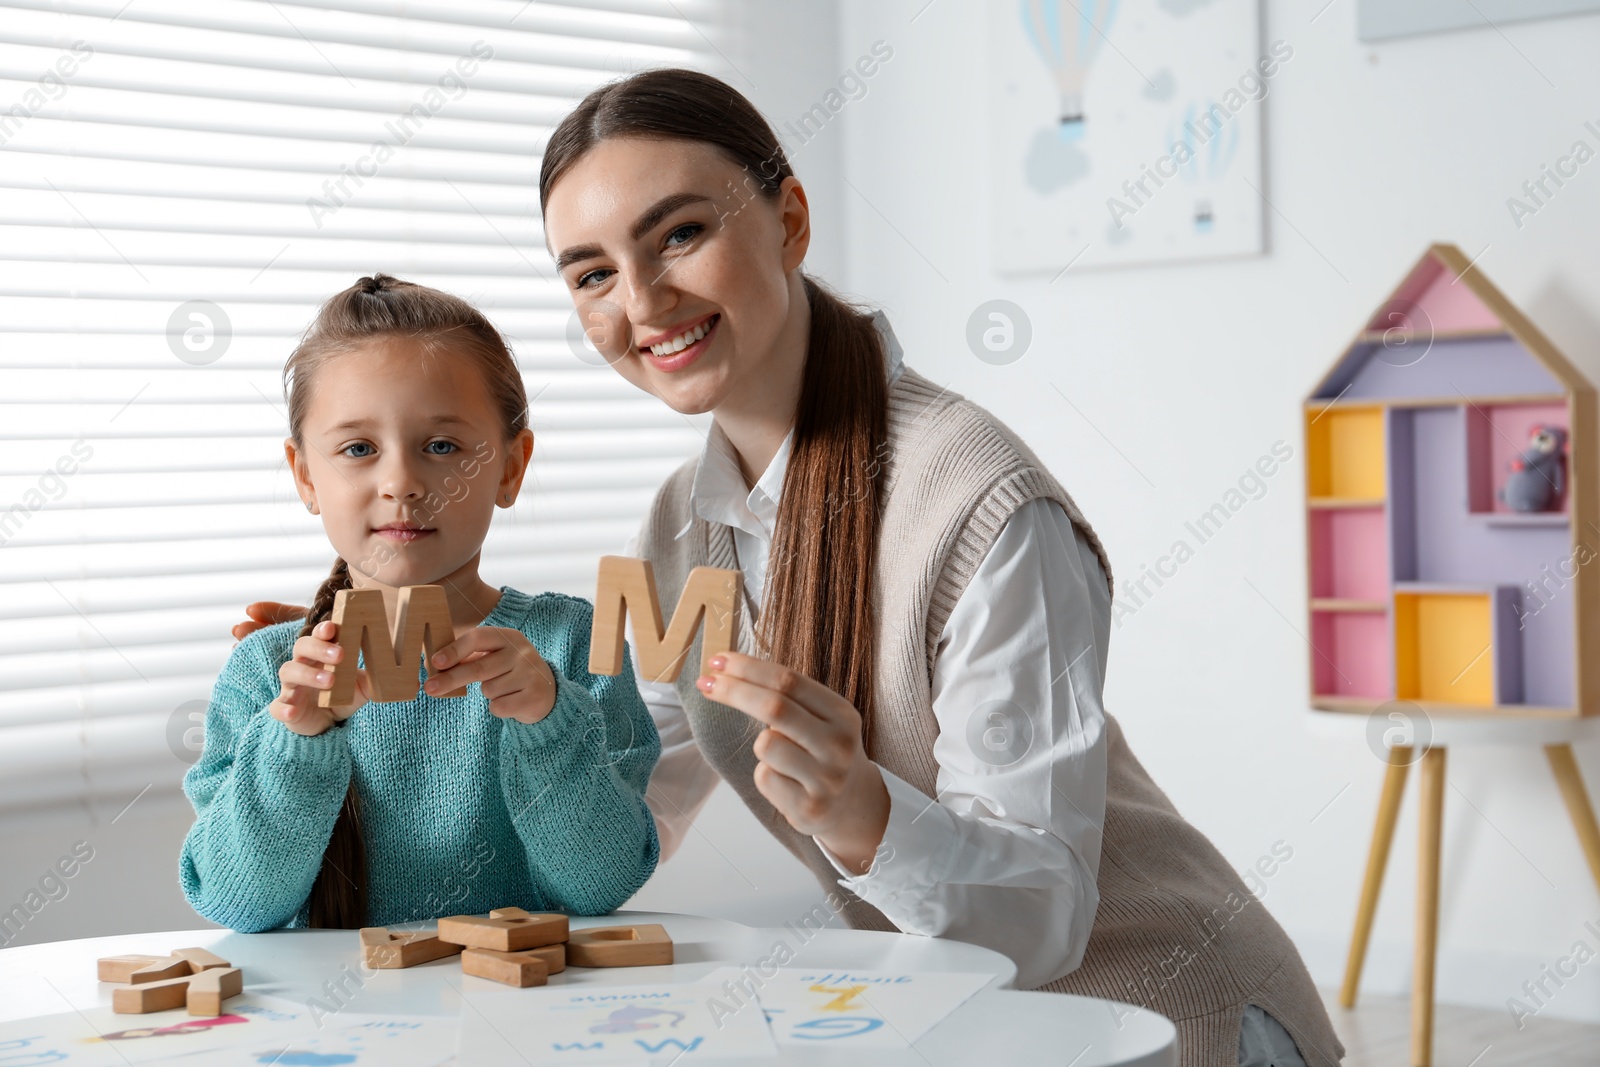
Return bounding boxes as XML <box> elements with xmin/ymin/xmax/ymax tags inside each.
<box><xmin>625</xmin><ymin>309</ymin><xmax>1109</xmax><ymax>989</ymax></box>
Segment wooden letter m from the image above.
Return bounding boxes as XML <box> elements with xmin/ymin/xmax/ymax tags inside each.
<box><xmin>588</xmin><ymin>556</ymin><xmax>742</xmax><ymax>683</ymax></box>
<box><xmin>318</xmin><ymin>584</ymin><xmax>467</xmax><ymax>707</ymax></box>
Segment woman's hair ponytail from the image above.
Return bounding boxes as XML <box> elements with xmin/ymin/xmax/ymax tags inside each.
<box><xmin>760</xmin><ymin>276</ymin><xmax>887</xmax><ymax>743</ymax></box>
<box><xmin>282</xmin><ymin>273</ymin><xmax>528</xmax><ymax>928</ymax></box>
<box><xmin>539</xmin><ymin>70</ymin><xmax>890</xmax><ymax>750</ymax></box>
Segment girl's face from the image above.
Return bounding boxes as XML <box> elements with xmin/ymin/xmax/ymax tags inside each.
<box><xmin>286</xmin><ymin>338</ymin><xmax>531</xmax><ymax>589</ymax></box>
<box><xmin>542</xmin><ymin>135</ymin><xmax>811</xmax><ymax>416</ymax></box>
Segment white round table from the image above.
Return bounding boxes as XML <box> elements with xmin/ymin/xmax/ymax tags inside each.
<box><xmin>0</xmin><ymin>911</ymin><xmax>1177</xmax><ymax>1066</ymax></box>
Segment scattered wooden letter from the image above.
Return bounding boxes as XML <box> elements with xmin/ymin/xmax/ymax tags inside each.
<box><xmin>103</xmin><ymin>948</ymin><xmax>243</xmax><ymax>1015</ymax></box>
<box><xmin>185</xmin><ymin>966</ymin><xmax>244</xmax><ymax>1016</ymax></box>
<box><xmin>359</xmin><ymin>927</ymin><xmax>464</xmax><ymax>969</ymax></box>
<box><xmin>522</xmin><ymin>942</ymin><xmax>565</xmax><ymax>975</ymax></box>
<box><xmin>123</xmin><ymin>955</ymin><xmax>193</xmax><ymax>984</ymax></box>
<box><xmin>319</xmin><ymin>584</ymin><xmax>467</xmax><ymax>708</ymax></box>
<box><xmin>589</xmin><ymin>556</ymin><xmax>741</xmax><ymax>683</ymax></box>
<box><xmin>461</xmin><ymin>947</ymin><xmax>550</xmax><ymax>988</ymax></box>
<box><xmin>436</xmin><ymin>907</ymin><xmax>568</xmax><ymax>952</ymax></box>
<box><xmin>172</xmin><ymin>947</ymin><xmax>232</xmax><ymax>972</ymax></box>
<box><xmin>96</xmin><ymin>955</ymin><xmax>168</xmax><ymax>983</ymax></box>
<box><xmin>111</xmin><ymin>974</ymin><xmax>193</xmax><ymax>1014</ymax></box>
<box><xmin>565</xmin><ymin>923</ymin><xmax>673</xmax><ymax>968</ymax></box>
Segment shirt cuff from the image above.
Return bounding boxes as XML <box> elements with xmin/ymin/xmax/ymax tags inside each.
<box><xmin>814</xmin><ymin>765</ymin><xmax>957</xmax><ymax>912</ymax></box>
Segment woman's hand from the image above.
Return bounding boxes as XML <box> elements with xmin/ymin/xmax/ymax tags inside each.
<box><xmin>425</xmin><ymin>626</ymin><xmax>557</xmax><ymax>726</ymax></box>
<box><xmin>233</xmin><ymin>601</ymin><xmax>308</xmax><ymax>642</ymax></box>
<box><xmin>696</xmin><ymin>652</ymin><xmax>890</xmax><ymax>875</ymax></box>
<box><xmin>269</xmin><ymin>620</ymin><xmax>372</xmax><ymax>736</ymax></box>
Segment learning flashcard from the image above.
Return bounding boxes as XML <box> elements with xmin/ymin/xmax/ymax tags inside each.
<box><xmin>701</xmin><ymin>966</ymin><xmax>992</xmax><ymax>1048</ymax></box>
<box><xmin>163</xmin><ymin>1015</ymin><xmax>459</xmax><ymax>1066</ymax></box>
<box><xmin>458</xmin><ymin>980</ymin><xmax>778</xmax><ymax>1065</ymax></box>
<box><xmin>0</xmin><ymin>992</ymin><xmax>334</xmax><ymax>1066</ymax></box>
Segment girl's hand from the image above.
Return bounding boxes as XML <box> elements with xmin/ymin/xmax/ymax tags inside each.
<box><xmin>696</xmin><ymin>652</ymin><xmax>890</xmax><ymax>875</ymax></box>
<box><xmin>425</xmin><ymin>626</ymin><xmax>556</xmax><ymax>725</ymax></box>
<box><xmin>269</xmin><ymin>620</ymin><xmax>372</xmax><ymax>736</ymax></box>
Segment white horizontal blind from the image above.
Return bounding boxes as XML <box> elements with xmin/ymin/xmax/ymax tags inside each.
<box><xmin>0</xmin><ymin>0</ymin><xmax>726</xmax><ymax>811</ymax></box>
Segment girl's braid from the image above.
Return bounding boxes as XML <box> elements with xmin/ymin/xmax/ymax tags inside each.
<box><xmin>298</xmin><ymin>557</ymin><xmax>352</xmax><ymax>640</ymax></box>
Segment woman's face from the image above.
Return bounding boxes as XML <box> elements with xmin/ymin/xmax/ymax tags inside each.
<box><xmin>542</xmin><ymin>135</ymin><xmax>810</xmax><ymax>416</ymax></box>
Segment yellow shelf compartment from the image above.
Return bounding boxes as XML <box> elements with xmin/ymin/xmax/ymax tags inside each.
<box><xmin>1306</xmin><ymin>403</ymin><xmax>1387</xmax><ymax>502</ymax></box>
<box><xmin>1393</xmin><ymin>585</ymin><xmax>1523</xmax><ymax>707</ymax></box>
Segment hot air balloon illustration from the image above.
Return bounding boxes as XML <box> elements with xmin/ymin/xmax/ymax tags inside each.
<box><xmin>1165</xmin><ymin>98</ymin><xmax>1240</xmax><ymax>232</ymax></box>
<box><xmin>1020</xmin><ymin>0</ymin><xmax>1120</xmax><ymax>141</ymax></box>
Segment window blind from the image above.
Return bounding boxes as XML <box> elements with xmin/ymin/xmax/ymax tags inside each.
<box><xmin>0</xmin><ymin>0</ymin><xmax>726</xmax><ymax>812</ymax></box>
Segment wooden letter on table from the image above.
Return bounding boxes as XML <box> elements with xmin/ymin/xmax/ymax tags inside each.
<box><xmin>588</xmin><ymin>556</ymin><xmax>741</xmax><ymax>683</ymax></box>
<box><xmin>112</xmin><ymin>974</ymin><xmax>193</xmax><ymax>1014</ymax></box>
<box><xmin>565</xmin><ymin>923</ymin><xmax>673</xmax><ymax>968</ymax></box>
<box><xmin>121</xmin><ymin>955</ymin><xmax>193</xmax><ymax>984</ymax></box>
<box><xmin>103</xmin><ymin>950</ymin><xmax>243</xmax><ymax>1016</ymax></box>
<box><xmin>98</xmin><ymin>948</ymin><xmax>231</xmax><ymax>984</ymax></box>
<box><xmin>461</xmin><ymin>948</ymin><xmax>551</xmax><ymax>988</ymax></box>
<box><xmin>359</xmin><ymin>927</ymin><xmax>464</xmax><ymax>969</ymax></box>
<box><xmin>319</xmin><ymin>584</ymin><xmax>467</xmax><ymax>708</ymax></box>
<box><xmin>436</xmin><ymin>907</ymin><xmax>569</xmax><ymax>952</ymax></box>
<box><xmin>97</xmin><ymin>955</ymin><xmax>168</xmax><ymax>983</ymax></box>
<box><xmin>172</xmin><ymin>947</ymin><xmax>232</xmax><ymax>972</ymax></box>
<box><xmin>185</xmin><ymin>966</ymin><xmax>244</xmax><ymax>1016</ymax></box>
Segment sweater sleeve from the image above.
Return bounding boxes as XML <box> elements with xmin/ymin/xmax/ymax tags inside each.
<box><xmin>178</xmin><ymin>627</ymin><xmax>354</xmax><ymax>932</ymax></box>
<box><xmin>498</xmin><ymin>596</ymin><xmax>662</xmax><ymax>916</ymax></box>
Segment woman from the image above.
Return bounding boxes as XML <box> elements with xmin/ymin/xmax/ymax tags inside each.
<box><xmin>238</xmin><ymin>69</ymin><xmax>1342</xmax><ymax>1067</ymax></box>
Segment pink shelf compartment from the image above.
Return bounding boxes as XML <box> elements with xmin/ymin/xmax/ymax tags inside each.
<box><xmin>1311</xmin><ymin>609</ymin><xmax>1392</xmax><ymax>701</ymax></box>
<box><xmin>1309</xmin><ymin>505</ymin><xmax>1389</xmax><ymax>602</ymax></box>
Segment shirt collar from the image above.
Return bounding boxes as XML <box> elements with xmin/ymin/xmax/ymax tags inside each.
<box><xmin>686</xmin><ymin>308</ymin><xmax>903</xmax><ymax>536</ymax></box>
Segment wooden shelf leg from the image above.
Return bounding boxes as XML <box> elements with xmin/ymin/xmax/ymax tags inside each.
<box><xmin>1340</xmin><ymin>745</ymin><xmax>1413</xmax><ymax>1008</ymax></box>
<box><xmin>1545</xmin><ymin>743</ymin><xmax>1600</xmax><ymax>898</ymax></box>
<box><xmin>1412</xmin><ymin>746</ymin><xmax>1445</xmax><ymax>1067</ymax></box>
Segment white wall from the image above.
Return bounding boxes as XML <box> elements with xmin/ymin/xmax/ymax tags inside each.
<box><xmin>833</xmin><ymin>0</ymin><xmax>1600</xmax><ymax>1024</ymax></box>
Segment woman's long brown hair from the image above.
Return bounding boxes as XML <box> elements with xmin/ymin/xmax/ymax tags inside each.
<box><xmin>284</xmin><ymin>273</ymin><xmax>529</xmax><ymax>927</ymax></box>
<box><xmin>539</xmin><ymin>69</ymin><xmax>890</xmax><ymax>749</ymax></box>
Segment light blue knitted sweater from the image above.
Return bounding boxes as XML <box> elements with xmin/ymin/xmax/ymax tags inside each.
<box><xmin>179</xmin><ymin>586</ymin><xmax>660</xmax><ymax>932</ymax></box>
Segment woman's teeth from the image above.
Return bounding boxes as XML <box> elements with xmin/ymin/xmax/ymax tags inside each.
<box><xmin>648</xmin><ymin>315</ymin><xmax>715</xmax><ymax>357</ymax></box>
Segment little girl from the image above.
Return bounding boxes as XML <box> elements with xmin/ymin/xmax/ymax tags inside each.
<box><xmin>179</xmin><ymin>274</ymin><xmax>660</xmax><ymax>931</ymax></box>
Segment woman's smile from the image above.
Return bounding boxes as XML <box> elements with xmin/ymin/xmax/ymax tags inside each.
<box><xmin>638</xmin><ymin>312</ymin><xmax>720</xmax><ymax>373</ymax></box>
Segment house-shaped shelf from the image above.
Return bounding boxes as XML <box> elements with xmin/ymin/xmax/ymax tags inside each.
<box><xmin>1305</xmin><ymin>243</ymin><xmax>1599</xmax><ymax>717</ymax></box>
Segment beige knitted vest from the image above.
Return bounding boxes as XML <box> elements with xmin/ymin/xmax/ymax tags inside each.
<box><xmin>636</xmin><ymin>367</ymin><xmax>1345</xmax><ymax>1067</ymax></box>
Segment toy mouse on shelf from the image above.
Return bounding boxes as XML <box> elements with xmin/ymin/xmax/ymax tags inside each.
<box><xmin>1500</xmin><ymin>424</ymin><xmax>1568</xmax><ymax>512</ymax></box>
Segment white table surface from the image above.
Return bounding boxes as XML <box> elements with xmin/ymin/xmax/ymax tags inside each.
<box><xmin>0</xmin><ymin>910</ymin><xmax>1177</xmax><ymax>1066</ymax></box>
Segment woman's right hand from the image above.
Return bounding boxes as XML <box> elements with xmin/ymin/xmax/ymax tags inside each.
<box><xmin>270</xmin><ymin>620</ymin><xmax>372</xmax><ymax>736</ymax></box>
<box><xmin>232</xmin><ymin>601</ymin><xmax>309</xmax><ymax>642</ymax></box>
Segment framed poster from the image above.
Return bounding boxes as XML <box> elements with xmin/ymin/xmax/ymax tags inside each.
<box><xmin>987</xmin><ymin>0</ymin><xmax>1268</xmax><ymax>273</ymax></box>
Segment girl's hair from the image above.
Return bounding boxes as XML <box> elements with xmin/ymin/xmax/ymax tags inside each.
<box><xmin>539</xmin><ymin>69</ymin><xmax>889</xmax><ymax>752</ymax></box>
<box><xmin>283</xmin><ymin>272</ymin><xmax>529</xmax><ymax>928</ymax></box>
